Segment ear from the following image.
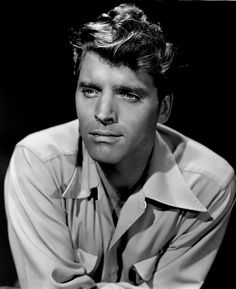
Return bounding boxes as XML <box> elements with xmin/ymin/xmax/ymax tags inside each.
<box><xmin>158</xmin><ymin>94</ymin><xmax>173</xmax><ymax>124</ymax></box>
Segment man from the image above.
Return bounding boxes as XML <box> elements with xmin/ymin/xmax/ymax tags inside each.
<box><xmin>4</xmin><ymin>3</ymin><xmax>235</xmax><ymax>289</ymax></box>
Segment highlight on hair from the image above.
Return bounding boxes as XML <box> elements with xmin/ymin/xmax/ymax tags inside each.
<box><xmin>69</xmin><ymin>3</ymin><xmax>176</xmax><ymax>98</ymax></box>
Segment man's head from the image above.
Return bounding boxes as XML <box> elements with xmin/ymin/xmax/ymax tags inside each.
<box><xmin>70</xmin><ymin>3</ymin><xmax>175</xmax><ymax>167</ymax></box>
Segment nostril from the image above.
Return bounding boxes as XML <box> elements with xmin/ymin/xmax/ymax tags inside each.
<box><xmin>95</xmin><ymin>114</ymin><xmax>115</xmax><ymax>125</ymax></box>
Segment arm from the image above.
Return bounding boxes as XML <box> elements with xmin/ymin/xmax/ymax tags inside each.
<box><xmin>4</xmin><ymin>145</ymin><xmax>96</xmax><ymax>289</ymax></box>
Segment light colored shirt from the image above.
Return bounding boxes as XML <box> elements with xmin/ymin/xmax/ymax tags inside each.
<box><xmin>4</xmin><ymin>120</ymin><xmax>236</xmax><ymax>289</ymax></box>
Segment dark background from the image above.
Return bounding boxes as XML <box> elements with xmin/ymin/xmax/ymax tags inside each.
<box><xmin>0</xmin><ymin>0</ymin><xmax>235</xmax><ymax>287</ymax></box>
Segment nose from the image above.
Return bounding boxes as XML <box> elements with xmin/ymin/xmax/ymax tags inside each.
<box><xmin>95</xmin><ymin>93</ymin><xmax>118</xmax><ymax>125</ymax></box>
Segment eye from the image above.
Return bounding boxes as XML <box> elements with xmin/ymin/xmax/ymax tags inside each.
<box><xmin>81</xmin><ymin>87</ymin><xmax>99</xmax><ymax>98</ymax></box>
<box><xmin>119</xmin><ymin>93</ymin><xmax>141</xmax><ymax>103</ymax></box>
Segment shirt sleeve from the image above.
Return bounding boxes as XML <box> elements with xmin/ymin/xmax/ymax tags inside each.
<box><xmin>4</xmin><ymin>145</ymin><xmax>97</xmax><ymax>289</ymax></box>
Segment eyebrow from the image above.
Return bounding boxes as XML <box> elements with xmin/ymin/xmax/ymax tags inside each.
<box><xmin>113</xmin><ymin>85</ymin><xmax>149</xmax><ymax>98</ymax></box>
<box><xmin>78</xmin><ymin>81</ymin><xmax>101</xmax><ymax>91</ymax></box>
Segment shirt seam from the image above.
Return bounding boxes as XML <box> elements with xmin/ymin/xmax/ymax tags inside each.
<box><xmin>16</xmin><ymin>143</ymin><xmax>78</xmax><ymax>163</ymax></box>
<box><xmin>180</xmin><ymin>167</ymin><xmax>234</xmax><ymax>189</ymax></box>
<box><xmin>16</xmin><ymin>143</ymin><xmax>79</xmax><ymax>202</ymax></box>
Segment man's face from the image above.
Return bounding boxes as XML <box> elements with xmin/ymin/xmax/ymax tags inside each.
<box><xmin>76</xmin><ymin>52</ymin><xmax>160</xmax><ymax>166</ymax></box>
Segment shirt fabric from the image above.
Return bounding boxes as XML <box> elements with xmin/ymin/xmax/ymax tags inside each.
<box><xmin>4</xmin><ymin>120</ymin><xmax>236</xmax><ymax>289</ymax></box>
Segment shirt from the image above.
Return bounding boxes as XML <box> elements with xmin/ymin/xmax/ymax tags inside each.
<box><xmin>4</xmin><ymin>120</ymin><xmax>236</xmax><ymax>289</ymax></box>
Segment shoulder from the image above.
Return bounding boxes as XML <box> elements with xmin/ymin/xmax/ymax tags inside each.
<box><xmin>6</xmin><ymin>120</ymin><xmax>80</xmax><ymax>198</ymax></box>
<box><xmin>157</xmin><ymin>124</ymin><xmax>235</xmax><ymax>189</ymax></box>
<box><xmin>17</xmin><ymin>119</ymin><xmax>79</xmax><ymax>162</ymax></box>
<box><xmin>157</xmin><ymin>124</ymin><xmax>235</xmax><ymax>212</ymax></box>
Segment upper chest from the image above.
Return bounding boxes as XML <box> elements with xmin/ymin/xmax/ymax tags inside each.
<box><xmin>64</xmin><ymin>190</ymin><xmax>182</xmax><ymax>264</ymax></box>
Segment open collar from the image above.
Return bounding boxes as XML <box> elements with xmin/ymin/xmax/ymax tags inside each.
<box><xmin>63</xmin><ymin>132</ymin><xmax>207</xmax><ymax>213</ymax></box>
<box><xmin>143</xmin><ymin>130</ymin><xmax>207</xmax><ymax>212</ymax></box>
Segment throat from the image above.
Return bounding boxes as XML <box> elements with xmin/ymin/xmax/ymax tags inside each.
<box><xmin>96</xmin><ymin>160</ymin><xmax>146</xmax><ymax>195</ymax></box>
<box><xmin>96</xmin><ymin>154</ymin><xmax>152</xmax><ymax>226</ymax></box>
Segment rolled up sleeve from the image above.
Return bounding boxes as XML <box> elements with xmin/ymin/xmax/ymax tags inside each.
<box><xmin>4</xmin><ymin>145</ymin><xmax>96</xmax><ymax>289</ymax></box>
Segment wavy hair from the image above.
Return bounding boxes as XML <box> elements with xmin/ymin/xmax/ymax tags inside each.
<box><xmin>69</xmin><ymin>3</ymin><xmax>175</xmax><ymax>100</ymax></box>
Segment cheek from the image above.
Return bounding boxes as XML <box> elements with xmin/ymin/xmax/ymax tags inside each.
<box><xmin>76</xmin><ymin>102</ymin><xmax>91</xmax><ymax>137</ymax></box>
<box><xmin>76</xmin><ymin>95</ymin><xmax>92</xmax><ymax>122</ymax></box>
<box><xmin>75</xmin><ymin>94</ymin><xmax>83</xmax><ymax>118</ymax></box>
<box><xmin>126</xmin><ymin>106</ymin><xmax>159</xmax><ymax>135</ymax></box>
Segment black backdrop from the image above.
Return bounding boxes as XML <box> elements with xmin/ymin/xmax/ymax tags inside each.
<box><xmin>0</xmin><ymin>1</ymin><xmax>235</xmax><ymax>287</ymax></box>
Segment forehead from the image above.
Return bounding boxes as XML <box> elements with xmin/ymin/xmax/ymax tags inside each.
<box><xmin>78</xmin><ymin>52</ymin><xmax>156</xmax><ymax>90</ymax></box>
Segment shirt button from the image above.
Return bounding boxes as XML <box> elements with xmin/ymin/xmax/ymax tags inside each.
<box><xmin>142</xmin><ymin>201</ymin><xmax>147</xmax><ymax>210</ymax></box>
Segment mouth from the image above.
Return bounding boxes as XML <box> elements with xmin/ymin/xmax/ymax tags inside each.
<box><xmin>89</xmin><ymin>130</ymin><xmax>122</xmax><ymax>137</ymax></box>
<box><xmin>89</xmin><ymin>130</ymin><xmax>122</xmax><ymax>143</ymax></box>
<box><xmin>90</xmin><ymin>131</ymin><xmax>121</xmax><ymax>137</ymax></box>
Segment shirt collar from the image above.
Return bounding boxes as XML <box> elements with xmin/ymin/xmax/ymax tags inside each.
<box><xmin>143</xmin><ymin>130</ymin><xmax>207</xmax><ymax>212</ymax></box>
<box><xmin>62</xmin><ymin>141</ymin><xmax>100</xmax><ymax>199</ymax></box>
<box><xmin>63</xmin><ymin>132</ymin><xmax>207</xmax><ymax>212</ymax></box>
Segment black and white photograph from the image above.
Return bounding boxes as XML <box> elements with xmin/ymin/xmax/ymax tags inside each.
<box><xmin>1</xmin><ymin>1</ymin><xmax>235</xmax><ymax>288</ymax></box>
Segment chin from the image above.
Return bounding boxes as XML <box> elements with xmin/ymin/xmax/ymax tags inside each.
<box><xmin>88</xmin><ymin>145</ymin><xmax>123</xmax><ymax>165</ymax></box>
<box><xmin>94</xmin><ymin>156</ymin><xmax>119</xmax><ymax>165</ymax></box>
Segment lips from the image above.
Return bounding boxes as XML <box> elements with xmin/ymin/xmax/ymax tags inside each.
<box><xmin>89</xmin><ymin>130</ymin><xmax>122</xmax><ymax>137</ymax></box>
<box><xmin>89</xmin><ymin>129</ymin><xmax>123</xmax><ymax>143</ymax></box>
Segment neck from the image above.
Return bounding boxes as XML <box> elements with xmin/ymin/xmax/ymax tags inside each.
<box><xmin>96</xmin><ymin>143</ymin><xmax>154</xmax><ymax>195</ymax></box>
